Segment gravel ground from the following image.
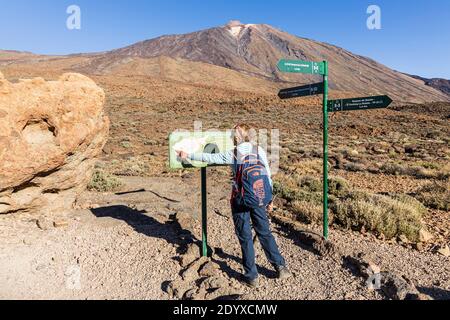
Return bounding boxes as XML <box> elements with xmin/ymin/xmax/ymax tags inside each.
<box><xmin>0</xmin><ymin>176</ymin><xmax>448</xmax><ymax>300</ymax></box>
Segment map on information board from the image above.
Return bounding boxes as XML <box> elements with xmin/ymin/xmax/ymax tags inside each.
<box><xmin>169</xmin><ymin>131</ymin><xmax>234</xmax><ymax>169</ymax></box>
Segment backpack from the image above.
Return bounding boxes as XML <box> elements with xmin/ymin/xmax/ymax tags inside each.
<box><xmin>232</xmin><ymin>145</ymin><xmax>273</xmax><ymax>208</ymax></box>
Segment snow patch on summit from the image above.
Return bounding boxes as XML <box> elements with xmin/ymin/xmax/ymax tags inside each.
<box><xmin>226</xmin><ymin>21</ymin><xmax>256</xmax><ymax>38</ymax></box>
<box><xmin>229</xmin><ymin>26</ymin><xmax>243</xmax><ymax>37</ymax></box>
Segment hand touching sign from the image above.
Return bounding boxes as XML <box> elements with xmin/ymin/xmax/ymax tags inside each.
<box><xmin>176</xmin><ymin>150</ymin><xmax>189</xmax><ymax>160</ymax></box>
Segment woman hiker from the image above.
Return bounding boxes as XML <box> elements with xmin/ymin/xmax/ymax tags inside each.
<box><xmin>176</xmin><ymin>124</ymin><xmax>291</xmax><ymax>288</ymax></box>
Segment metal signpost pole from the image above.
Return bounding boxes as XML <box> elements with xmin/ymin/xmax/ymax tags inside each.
<box><xmin>322</xmin><ymin>61</ymin><xmax>329</xmax><ymax>240</ymax></box>
<box><xmin>201</xmin><ymin>167</ymin><xmax>208</xmax><ymax>257</ymax></box>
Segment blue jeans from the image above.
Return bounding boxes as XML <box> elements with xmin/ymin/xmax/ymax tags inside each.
<box><xmin>232</xmin><ymin>204</ymin><xmax>286</xmax><ymax>281</ymax></box>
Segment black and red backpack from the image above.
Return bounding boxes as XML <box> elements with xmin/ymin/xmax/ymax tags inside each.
<box><xmin>231</xmin><ymin>146</ymin><xmax>273</xmax><ymax>208</ymax></box>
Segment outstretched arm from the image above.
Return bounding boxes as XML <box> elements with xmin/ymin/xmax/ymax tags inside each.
<box><xmin>176</xmin><ymin>150</ymin><xmax>234</xmax><ymax>165</ymax></box>
<box><xmin>189</xmin><ymin>150</ymin><xmax>234</xmax><ymax>165</ymax></box>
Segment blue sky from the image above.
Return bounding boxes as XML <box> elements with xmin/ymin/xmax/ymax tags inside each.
<box><xmin>0</xmin><ymin>0</ymin><xmax>449</xmax><ymax>78</ymax></box>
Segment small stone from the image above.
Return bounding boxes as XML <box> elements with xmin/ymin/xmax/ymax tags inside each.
<box><xmin>368</xmin><ymin>262</ymin><xmax>381</xmax><ymax>275</ymax></box>
<box><xmin>398</xmin><ymin>234</ymin><xmax>409</xmax><ymax>244</ymax></box>
<box><xmin>205</xmin><ymin>286</ymin><xmax>244</xmax><ymax>300</ymax></box>
<box><xmin>167</xmin><ymin>279</ymin><xmax>191</xmax><ymax>299</ymax></box>
<box><xmin>180</xmin><ymin>243</ymin><xmax>201</xmax><ymax>267</ymax></box>
<box><xmin>202</xmin><ymin>276</ymin><xmax>229</xmax><ymax>290</ymax></box>
<box><xmin>183</xmin><ymin>288</ymin><xmax>198</xmax><ymax>300</ymax></box>
<box><xmin>53</xmin><ymin>220</ymin><xmax>69</xmax><ymax>228</ymax></box>
<box><xmin>437</xmin><ymin>245</ymin><xmax>450</xmax><ymax>257</ymax></box>
<box><xmin>181</xmin><ymin>256</ymin><xmax>208</xmax><ymax>281</ymax></box>
<box><xmin>414</xmin><ymin>242</ymin><xmax>424</xmax><ymax>252</ymax></box>
<box><xmin>419</xmin><ymin>229</ymin><xmax>433</xmax><ymax>243</ymax></box>
<box><xmin>380</xmin><ymin>272</ymin><xmax>419</xmax><ymax>300</ymax></box>
<box><xmin>377</xmin><ymin>233</ymin><xmax>386</xmax><ymax>241</ymax></box>
<box><xmin>347</xmin><ymin>253</ymin><xmax>381</xmax><ymax>278</ymax></box>
<box><xmin>180</xmin><ymin>254</ymin><xmax>197</xmax><ymax>268</ymax></box>
<box><xmin>199</xmin><ymin>261</ymin><xmax>220</xmax><ymax>277</ymax></box>
<box><xmin>36</xmin><ymin>217</ymin><xmax>53</xmax><ymax>230</ymax></box>
<box><xmin>185</xmin><ymin>243</ymin><xmax>200</xmax><ymax>257</ymax></box>
<box><xmin>192</xmin><ymin>287</ymin><xmax>207</xmax><ymax>300</ymax></box>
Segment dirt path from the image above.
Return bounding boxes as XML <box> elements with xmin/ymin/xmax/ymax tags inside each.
<box><xmin>0</xmin><ymin>176</ymin><xmax>449</xmax><ymax>300</ymax></box>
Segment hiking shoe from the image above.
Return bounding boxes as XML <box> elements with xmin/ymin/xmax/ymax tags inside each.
<box><xmin>242</xmin><ymin>277</ymin><xmax>259</xmax><ymax>288</ymax></box>
<box><xmin>276</xmin><ymin>266</ymin><xmax>292</xmax><ymax>280</ymax></box>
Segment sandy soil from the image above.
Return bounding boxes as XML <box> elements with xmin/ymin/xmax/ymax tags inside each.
<box><xmin>1</xmin><ymin>175</ymin><xmax>448</xmax><ymax>300</ymax></box>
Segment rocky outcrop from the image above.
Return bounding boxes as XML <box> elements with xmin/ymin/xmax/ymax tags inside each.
<box><xmin>167</xmin><ymin>243</ymin><xmax>244</xmax><ymax>300</ymax></box>
<box><xmin>0</xmin><ymin>72</ymin><xmax>109</xmax><ymax>214</ymax></box>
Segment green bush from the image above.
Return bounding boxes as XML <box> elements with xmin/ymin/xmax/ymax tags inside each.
<box><xmin>298</xmin><ymin>176</ymin><xmax>322</xmax><ymax>193</ymax></box>
<box><xmin>274</xmin><ymin>172</ymin><xmax>428</xmax><ymax>242</ymax></box>
<box><xmin>88</xmin><ymin>170</ymin><xmax>123</xmax><ymax>192</ymax></box>
<box><xmin>414</xmin><ymin>181</ymin><xmax>450</xmax><ymax>211</ymax></box>
<box><xmin>328</xmin><ymin>176</ymin><xmax>350</xmax><ymax>197</ymax></box>
<box><xmin>291</xmin><ymin>200</ymin><xmax>324</xmax><ymax>224</ymax></box>
<box><xmin>380</xmin><ymin>162</ymin><xmax>436</xmax><ymax>179</ymax></box>
<box><xmin>331</xmin><ymin>192</ymin><xmax>425</xmax><ymax>242</ymax></box>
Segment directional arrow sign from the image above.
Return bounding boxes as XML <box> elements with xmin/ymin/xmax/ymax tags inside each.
<box><xmin>277</xmin><ymin>59</ymin><xmax>325</xmax><ymax>75</ymax></box>
<box><xmin>327</xmin><ymin>95</ymin><xmax>393</xmax><ymax>112</ymax></box>
<box><xmin>278</xmin><ymin>82</ymin><xmax>324</xmax><ymax>99</ymax></box>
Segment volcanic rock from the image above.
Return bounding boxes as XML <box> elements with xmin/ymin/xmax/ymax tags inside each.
<box><xmin>0</xmin><ymin>72</ymin><xmax>109</xmax><ymax>214</ymax></box>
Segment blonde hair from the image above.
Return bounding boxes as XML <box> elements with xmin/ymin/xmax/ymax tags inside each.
<box><xmin>233</xmin><ymin>123</ymin><xmax>257</xmax><ymax>145</ymax></box>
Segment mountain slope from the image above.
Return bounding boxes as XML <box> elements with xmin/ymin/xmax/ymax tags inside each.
<box><xmin>2</xmin><ymin>22</ymin><xmax>448</xmax><ymax>102</ymax></box>
<box><xmin>406</xmin><ymin>74</ymin><xmax>450</xmax><ymax>97</ymax></box>
<box><xmin>94</xmin><ymin>21</ymin><xmax>447</xmax><ymax>102</ymax></box>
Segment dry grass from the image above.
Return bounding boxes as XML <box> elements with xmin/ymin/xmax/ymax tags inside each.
<box><xmin>112</xmin><ymin>157</ymin><xmax>151</xmax><ymax>176</ymax></box>
<box><xmin>379</xmin><ymin>161</ymin><xmax>449</xmax><ymax>180</ymax></box>
<box><xmin>274</xmin><ymin>170</ymin><xmax>427</xmax><ymax>242</ymax></box>
<box><xmin>291</xmin><ymin>200</ymin><xmax>324</xmax><ymax>224</ymax></box>
<box><xmin>414</xmin><ymin>180</ymin><xmax>450</xmax><ymax>211</ymax></box>
<box><xmin>332</xmin><ymin>192</ymin><xmax>426</xmax><ymax>242</ymax></box>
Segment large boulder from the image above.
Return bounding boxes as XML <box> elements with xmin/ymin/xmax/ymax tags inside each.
<box><xmin>0</xmin><ymin>72</ymin><xmax>109</xmax><ymax>214</ymax></box>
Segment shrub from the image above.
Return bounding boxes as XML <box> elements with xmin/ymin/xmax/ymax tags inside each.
<box><xmin>298</xmin><ymin>175</ymin><xmax>322</xmax><ymax>193</ymax></box>
<box><xmin>273</xmin><ymin>180</ymin><xmax>322</xmax><ymax>204</ymax></box>
<box><xmin>328</xmin><ymin>176</ymin><xmax>350</xmax><ymax>197</ymax></box>
<box><xmin>88</xmin><ymin>170</ymin><xmax>123</xmax><ymax>192</ymax></box>
<box><xmin>344</xmin><ymin>162</ymin><xmax>367</xmax><ymax>172</ymax></box>
<box><xmin>332</xmin><ymin>192</ymin><xmax>425</xmax><ymax>242</ymax></box>
<box><xmin>380</xmin><ymin>162</ymin><xmax>437</xmax><ymax>179</ymax></box>
<box><xmin>113</xmin><ymin>157</ymin><xmax>150</xmax><ymax>176</ymax></box>
<box><xmin>120</xmin><ymin>141</ymin><xmax>133</xmax><ymax>149</ymax></box>
<box><xmin>275</xmin><ymin>172</ymin><xmax>426</xmax><ymax>242</ymax></box>
<box><xmin>414</xmin><ymin>181</ymin><xmax>450</xmax><ymax>211</ymax></box>
<box><xmin>291</xmin><ymin>200</ymin><xmax>324</xmax><ymax>224</ymax></box>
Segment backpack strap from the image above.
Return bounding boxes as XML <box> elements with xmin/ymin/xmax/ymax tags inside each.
<box><xmin>232</xmin><ymin>147</ymin><xmax>241</xmax><ymax>184</ymax></box>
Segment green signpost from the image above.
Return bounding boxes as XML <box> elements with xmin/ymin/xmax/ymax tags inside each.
<box><xmin>278</xmin><ymin>82</ymin><xmax>324</xmax><ymax>100</ymax></box>
<box><xmin>169</xmin><ymin>131</ymin><xmax>234</xmax><ymax>256</ymax></box>
<box><xmin>328</xmin><ymin>95</ymin><xmax>393</xmax><ymax>112</ymax></box>
<box><xmin>277</xmin><ymin>59</ymin><xmax>325</xmax><ymax>75</ymax></box>
<box><xmin>277</xmin><ymin>59</ymin><xmax>392</xmax><ymax>239</ymax></box>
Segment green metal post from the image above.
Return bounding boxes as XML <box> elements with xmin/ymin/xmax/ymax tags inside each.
<box><xmin>322</xmin><ymin>61</ymin><xmax>329</xmax><ymax>239</ymax></box>
<box><xmin>201</xmin><ymin>167</ymin><xmax>208</xmax><ymax>257</ymax></box>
